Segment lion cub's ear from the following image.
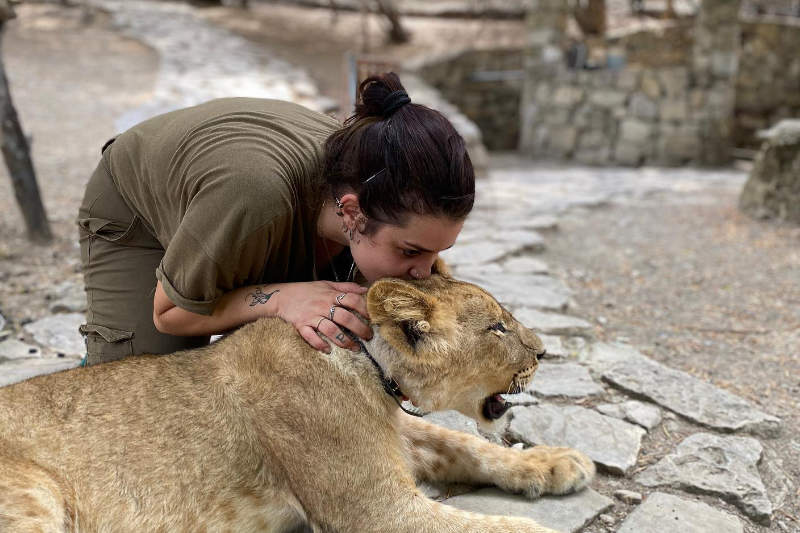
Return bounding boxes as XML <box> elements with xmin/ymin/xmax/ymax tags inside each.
<box><xmin>432</xmin><ymin>257</ymin><xmax>453</xmax><ymax>278</ymax></box>
<box><xmin>367</xmin><ymin>279</ymin><xmax>435</xmax><ymax>324</ymax></box>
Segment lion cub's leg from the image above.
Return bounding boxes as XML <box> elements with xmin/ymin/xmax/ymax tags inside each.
<box><xmin>0</xmin><ymin>451</ymin><xmax>76</xmax><ymax>532</ymax></box>
<box><xmin>399</xmin><ymin>414</ymin><xmax>595</xmax><ymax>498</ymax></box>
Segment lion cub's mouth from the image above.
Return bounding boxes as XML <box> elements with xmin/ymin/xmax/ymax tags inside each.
<box><xmin>482</xmin><ymin>393</ymin><xmax>511</xmax><ymax>420</ymax></box>
<box><xmin>482</xmin><ymin>366</ymin><xmax>536</xmax><ymax>421</ymax></box>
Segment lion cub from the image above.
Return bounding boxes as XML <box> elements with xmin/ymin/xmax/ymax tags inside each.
<box><xmin>0</xmin><ymin>275</ymin><xmax>594</xmax><ymax>532</ymax></box>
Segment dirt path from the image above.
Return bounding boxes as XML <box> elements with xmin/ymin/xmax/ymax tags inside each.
<box><xmin>0</xmin><ymin>4</ymin><xmax>158</xmax><ymax>326</ymax></box>
<box><xmin>198</xmin><ymin>2</ymin><xmax>527</xmax><ymax>113</ymax></box>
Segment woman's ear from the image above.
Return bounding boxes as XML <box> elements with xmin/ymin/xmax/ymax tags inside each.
<box><xmin>338</xmin><ymin>193</ymin><xmax>363</xmax><ymax>235</ymax></box>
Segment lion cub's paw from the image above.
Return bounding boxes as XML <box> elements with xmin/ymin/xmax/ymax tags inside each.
<box><xmin>532</xmin><ymin>446</ymin><xmax>595</xmax><ymax>496</ymax></box>
<box><xmin>506</xmin><ymin>445</ymin><xmax>595</xmax><ymax>499</ymax></box>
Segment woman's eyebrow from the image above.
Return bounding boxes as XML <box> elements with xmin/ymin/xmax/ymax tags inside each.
<box><xmin>402</xmin><ymin>241</ymin><xmax>455</xmax><ymax>253</ymax></box>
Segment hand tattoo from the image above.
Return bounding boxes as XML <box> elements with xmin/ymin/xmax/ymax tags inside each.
<box><xmin>247</xmin><ymin>287</ymin><xmax>279</xmax><ymax>307</ymax></box>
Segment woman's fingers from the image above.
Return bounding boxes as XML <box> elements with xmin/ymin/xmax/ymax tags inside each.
<box><xmin>332</xmin><ymin>292</ymin><xmax>370</xmax><ymax>323</ymax></box>
<box><xmin>316</xmin><ymin>317</ymin><xmax>359</xmax><ymax>351</ymax></box>
<box><xmin>328</xmin><ymin>281</ymin><xmax>368</xmax><ymax>294</ymax></box>
<box><xmin>330</xmin><ymin>306</ymin><xmax>372</xmax><ymax>341</ymax></box>
<box><xmin>300</xmin><ymin>325</ymin><xmax>331</xmax><ymax>353</ymax></box>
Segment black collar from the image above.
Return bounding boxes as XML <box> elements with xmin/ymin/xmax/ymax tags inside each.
<box><xmin>355</xmin><ymin>340</ymin><xmax>425</xmax><ymax>417</ymax></box>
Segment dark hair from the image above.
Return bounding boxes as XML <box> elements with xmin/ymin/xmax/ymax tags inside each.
<box><xmin>323</xmin><ymin>72</ymin><xmax>475</xmax><ymax>233</ymax></box>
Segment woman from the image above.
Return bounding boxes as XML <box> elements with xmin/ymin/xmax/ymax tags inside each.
<box><xmin>77</xmin><ymin>72</ymin><xmax>474</xmax><ymax>365</ymax></box>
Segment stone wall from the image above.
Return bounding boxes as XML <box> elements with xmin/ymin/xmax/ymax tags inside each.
<box><xmin>518</xmin><ymin>0</ymin><xmax>742</xmax><ymax>167</ymax></box>
<box><xmin>408</xmin><ymin>1</ymin><xmax>800</xmax><ymax>165</ymax></box>
<box><xmin>414</xmin><ymin>49</ymin><xmax>524</xmax><ymax>150</ymax></box>
<box><xmin>735</xmin><ymin>17</ymin><xmax>800</xmax><ymax>149</ymax></box>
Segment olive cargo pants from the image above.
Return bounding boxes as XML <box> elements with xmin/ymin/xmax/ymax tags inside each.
<box><xmin>77</xmin><ymin>146</ymin><xmax>209</xmax><ymax>365</ymax></box>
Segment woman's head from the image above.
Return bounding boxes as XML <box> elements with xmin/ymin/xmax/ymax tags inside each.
<box><xmin>323</xmin><ymin>72</ymin><xmax>475</xmax><ymax>232</ymax></box>
<box><xmin>322</xmin><ymin>72</ymin><xmax>475</xmax><ymax>281</ymax></box>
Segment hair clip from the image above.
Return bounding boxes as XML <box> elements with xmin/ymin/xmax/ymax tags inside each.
<box><xmin>363</xmin><ymin>168</ymin><xmax>387</xmax><ymax>184</ymax></box>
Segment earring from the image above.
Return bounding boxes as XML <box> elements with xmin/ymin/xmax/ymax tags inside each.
<box><xmin>334</xmin><ymin>197</ymin><xmax>344</xmax><ymax>217</ymax></box>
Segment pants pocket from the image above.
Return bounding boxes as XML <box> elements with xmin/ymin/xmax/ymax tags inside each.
<box><xmin>79</xmin><ymin>323</ymin><xmax>134</xmax><ymax>365</ymax></box>
<box><xmin>77</xmin><ymin>215</ymin><xmax>140</xmax><ymax>245</ymax></box>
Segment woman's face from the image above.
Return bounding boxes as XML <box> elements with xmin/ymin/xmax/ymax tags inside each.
<box><xmin>351</xmin><ymin>214</ymin><xmax>464</xmax><ymax>283</ymax></box>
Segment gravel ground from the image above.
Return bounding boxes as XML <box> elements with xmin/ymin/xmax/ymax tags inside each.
<box><xmin>538</xmin><ymin>188</ymin><xmax>800</xmax><ymax>530</ymax></box>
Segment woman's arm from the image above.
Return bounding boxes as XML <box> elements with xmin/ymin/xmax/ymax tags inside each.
<box><xmin>152</xmin><ymin>280</ymin><xmax>371</xmax><ymax>352</ymax></box>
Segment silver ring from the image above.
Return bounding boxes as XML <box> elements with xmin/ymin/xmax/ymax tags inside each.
<box><xmin>336</xmin><ymin>293</ymin><xmax>346</xmax><ymax>305</ymax></box>
<box><xmin>335</xmin><ymin>332</ymin><xmax>346</xmax><ymax>342</ymax></box>
<box><xmin>329</xmin><ymin>305</ymin><xmax>337</xmax><ymax>321</ymax></box>
<box><xmin>316</xmin><ymin>317</ymin><xmax>326</xmax><ymax>330</ymax></box>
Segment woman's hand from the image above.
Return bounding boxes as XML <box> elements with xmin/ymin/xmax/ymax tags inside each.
<box><xmin>274</xmin><ymin>281</ymin><xmax>372</xmax><ymax>353</ymax></box>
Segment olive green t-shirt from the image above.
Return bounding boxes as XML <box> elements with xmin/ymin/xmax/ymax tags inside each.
<box><xmin>104</xmin><ymin>97</ymin><xmax>340</xmax><ymax>315</ymax></box>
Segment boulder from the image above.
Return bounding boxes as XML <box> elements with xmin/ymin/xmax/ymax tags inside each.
<box><xmin>739</xmin><ymin>119</ymin><xmax>800</xmax><ymax>223</ymax></box>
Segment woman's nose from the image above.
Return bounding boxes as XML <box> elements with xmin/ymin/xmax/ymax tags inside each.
<box><xmin>409</xmin><ymin>256</ymin><xmax>437</xmax><ymax>279</ymax></box>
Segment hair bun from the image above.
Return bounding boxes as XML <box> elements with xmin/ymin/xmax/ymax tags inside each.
<box><xmin>381</xmin><ymin>90</ymin><xmax>411</xmax><ymax>118</ymax></box>
<box><xmin>353</xmin><ymin>72</ymin><xmax>408</xmax><ymax>120</ymax></box>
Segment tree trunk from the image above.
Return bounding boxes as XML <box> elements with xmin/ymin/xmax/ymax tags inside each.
<box><xmin>574</xmin><ymin>0</ymin><xmax>606</xmax><ymax>36</ymax></box>
<box><xmin>0</xmin><ymin>22</ymin><xmax>52</xmax><ymax>243</ymax></box>
<box><xmin>374</xmin><ymin>0</ymin><xmax>410</xmax><ymax>44</ymax></box>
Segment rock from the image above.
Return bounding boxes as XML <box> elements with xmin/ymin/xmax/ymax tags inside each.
<box><xmin>635</xmin><ymin>433</ymin><xmax>772</xmax><ymax>524</ymax></box>
<box><xmin>514</xmin><ymin>309</ymin><xmax>593</xmax><ymax>337</ymax></box>
<box><xmin>598</xmin><ymin>513</ymin><xmax>615</xmax><ymax>526</ymax></box>
<box><xmin>578</xmin><ymin>342</ymin><xmax>645</xmax><ymax>373</ymax></box>
<box><xmin>602</xmin><ymin>355</ymin><xmax>781</xmax><ymax>437</ymax></box>
<box><xmin>0</xmin><ymin>358</ymin><xmax>82</xmax><ymax>388</ymax></box>
<box><xmin>0</xmin><ymin>338</ymin><xmax>42</xmax><ymax>360</ymax></box>
<box><xmin>460</xmin><ymin>274</ymin><xmax>571</xmax><ymax>312</ymax></box>
<box><xmin>424</xmin><ymin>410</ymin><xmax>486</xmax><ymax>441</ymax></box>
<box><xmin>596</xmin><ymin>401</ymin><xmax>662</xmax><ymax>430</ymax></box>
<box><xmin>628</xmin><ymin>93</ymin><xmax>658</xmax><ymax>120</ymax></box>
<box><xmin>0</xmin><ymin>311</ymin><xmax>5</xmax><ymax>331</ymax></box>
<box><xmin>502</xmin><ymin>392</ymin><xmax>538</xmax><ymax>406</ymax></box>
<box><xmin>23</xmin><ymin>313</ymin><xmax>86</xmax><ymax>358</ymax></box>
<box><xmin>527</xmin><ymin>363</ymin><xmax>604</xmax><ymax>398</ymax></box>
<box><xmin>508</xmin><ymin>403</ymin><xmax>645</xmax><ymax>475</ymax></box>
<box><xmin>440</xmin><ymin>241</ymin><xmax>514</xmax><ymax>266</ymax></box>
<box><xmin>614</xmin><ymin>140</ymin><xmax>646</xmax><ymax>167</ymax></box>
<box><xmin>519</xmin><ymin>215</ymin><xmax>559</xmax><ymax>231</ymax></box>
<box><xmin>502</xmin><ymin>257</ymin><xmax>549</xmax><ymax>275</ymax></box>
<box><xmin>739</xmin><ymin>119</ymin><xmax>800</xmax><ymax>224</ymax></box>
<box><xmin>589</xmin><ymin>89</ymin><xmax>628</xmax><ymax>108</ymax></box>
<box><xmin>537</xmin><ymin>334</ymin><xmax>565</xmax><ymax>358</ymax></box>
<box><xmin>619</xmin><ymin>118</ymin><xmax>652</xmax><ymax>143</ymax></box>
<box><xmin>48</xmin><ymin>281</ymin><xmax>87</xmax><ymax>313</ymax></box>
<box><xmin>444</xmin><ymin>487</ymin><xmax>613</xmax><ymax>533</ymax></box>
<box><xmin>613</xmin><ymin>489</ymin><xmax>643</xmax><ymax>504</ymax></box>
<box><xmin>617</xmin><ymin>492</ymin><xmax>743</xmax><ymax>533</ymax></box>
<box><xmin>493</xmin><ymin>230</ymin><xmax>546</xmax><ymax>251</ymax></box>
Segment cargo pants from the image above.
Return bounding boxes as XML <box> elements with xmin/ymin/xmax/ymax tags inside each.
<box><xmin>77</xmin><ymin>140</ymin><xmax>209</xmax><ymax>365</ymax></box>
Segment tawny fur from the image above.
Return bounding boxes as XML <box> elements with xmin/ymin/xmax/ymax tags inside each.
<box><xmin>0</xmin><ymin>275</ymin><xmax>594</xmax><ymax>533</ymax></box>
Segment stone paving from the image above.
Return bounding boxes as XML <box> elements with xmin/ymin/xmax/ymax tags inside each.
<box><xmin>0</xmin><ymin>2</ymin><xmax>786</xmax><ymax>532</ymax></box>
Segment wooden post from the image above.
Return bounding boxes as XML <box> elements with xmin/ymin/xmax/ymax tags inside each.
<box><xmin>0</xmin><ymin>5</ymin><xmax>52</xmax><ymax>244</ymax></box>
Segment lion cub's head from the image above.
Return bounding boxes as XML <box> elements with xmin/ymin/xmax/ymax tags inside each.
<box><xmin>365</xmin><ymin>274</ymin><xmax>545</xmax><ymax>430</ymax></box>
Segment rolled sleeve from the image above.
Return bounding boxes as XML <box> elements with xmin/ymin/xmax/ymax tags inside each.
<box><xmin>155</xmin><ymin>262</ymin><xmax>219</xmax><ymax>316</ymax></box>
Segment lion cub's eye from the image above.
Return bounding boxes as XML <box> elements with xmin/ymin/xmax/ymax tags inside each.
<box><xmin>488</xmin><ymin>322</ymin><xmax>506</xmax><ymax>333</ymax></box>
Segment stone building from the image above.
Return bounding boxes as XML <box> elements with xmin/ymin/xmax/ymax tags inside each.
<box><xmin>415</xmin><ymin>0</ymin><xmax>800</xmax><ymax>167</ymax></box>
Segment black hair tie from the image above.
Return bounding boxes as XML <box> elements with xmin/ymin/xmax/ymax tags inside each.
<box><xmin>381</xmin><ymin>90</ymin><xmax>411</xmax><ymax>118</ymax></box>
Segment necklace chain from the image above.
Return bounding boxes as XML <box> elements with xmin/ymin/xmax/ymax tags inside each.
<box><xmin>320</xmin><ymin>235</ymin><xmax>356</xmax><ymax>283</ymax></box>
